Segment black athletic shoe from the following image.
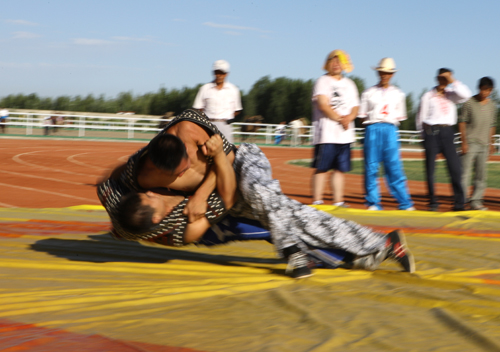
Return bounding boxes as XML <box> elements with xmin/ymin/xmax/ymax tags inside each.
<box><xmin>283</xmin><ymin>245</ymin><xmax>313</xmax><ymax>279</ymax></box>
<box><xmin>385</xmin><ymin>230</ymin><xmax>415</xmax><ymax>273</ymax></box>
<box><xmin>344</xmin><ymin>249</ymin><xmax>389</xmax><ymax>271</ymax></box>
<box><xmin>286</xmin><ymin>251</ymin><xmax>313</xmax><ymax>278</ymax></box>
<box><xmin>428</xmin><ymin>204</ymin><xmax>439</xmax><ymax>212</ymax></box>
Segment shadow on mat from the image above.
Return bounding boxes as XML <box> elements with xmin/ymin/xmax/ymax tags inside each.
<box><xmin>29</xmin><ymin>233</ymin><xmax>283</xmax><ymax>268</ymax></box>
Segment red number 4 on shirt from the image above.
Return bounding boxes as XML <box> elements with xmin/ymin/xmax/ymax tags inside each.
<box><xmin>380</xmin><ymin>104</ymin><xmax>389</xmax><ymax>117</ymax></box>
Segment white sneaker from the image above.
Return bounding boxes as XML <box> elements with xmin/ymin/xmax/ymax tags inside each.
<box><xmin>405</xmin><ymin>207</ymin><xmax>416</xmax><ymax>211</ymax></box>
<box><xmin>333</xmin><ymin>202</ymin><xmax>349</xmax><ymax>208</ymax></box>
<box><xmin>312</xmin><ymin>200</ymin><xmax>324</xmax><ymax>205</ymax></box>
<box><xmin>367</xmin><ymin>205</ymin><xmax>380</xmax><ymax>211</ymax></box>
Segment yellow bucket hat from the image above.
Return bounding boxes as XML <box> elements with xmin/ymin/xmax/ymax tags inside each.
<box><xmin>323</xmin><ymin>49</ymin><xmax>353</xmax><ymax>73</ymax></box>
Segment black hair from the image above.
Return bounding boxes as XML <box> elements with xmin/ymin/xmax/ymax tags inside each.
<box><xmin>437</xmin><ymin>68</ymin><xmax>452</xmax><ymax>75</ymax></box>
<box><xmin>478</xmin><ymin>76</ymin><xmax>495</xmax><ymax>89</ymax></box>
<box><xmin>148</xmin><ymin>134</ymin><xmax>188</xmax><ymax>172</ymax></box>
<box><xmin>117</xmin><ymin>192</ymin><xmax>155</xmax><ymax>234</ymax></box>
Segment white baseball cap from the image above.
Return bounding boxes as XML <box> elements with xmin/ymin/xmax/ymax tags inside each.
<box><xmin>373</xmin><ymin>57</ymin><xmax>397</xmax><ymax>73</ymax></box>
<box><xmin>213</xmin><ymin>60</ymin><xmax>230</xmax><ymax>73</ymax></box>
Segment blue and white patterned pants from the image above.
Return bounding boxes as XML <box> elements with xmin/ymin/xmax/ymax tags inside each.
<box><xmin>230</xmin><ymin>143</ymin><xmax>387</xmax><ymax>258</ymax></box>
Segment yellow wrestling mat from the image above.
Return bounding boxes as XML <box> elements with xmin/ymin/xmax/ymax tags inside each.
<box><xmin>1</xmin><ymin>206</ymin><xmax>500</xmax><ymax>352</ymax></box>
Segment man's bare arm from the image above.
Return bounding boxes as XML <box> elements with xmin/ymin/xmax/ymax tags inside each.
<box><xmin>183</xmin><ymin>217</ymin><xmax>211</xmax><ymax>243</ymax></box>
<box><xmin>183</xmin><ymin>166</ymin><xmax>216</xmax><ymax>222</ymax></box>
<box><xmin>316</xmin><ymin>95</ymin><xmax>342</xmax><ymax>122</ymax></box>
<box><xmin>97</xmin><ymin>162</ymin><xmax>126</xmax><ymax>186</ymax></box>
<box><xmin>174</xmin><ymin>123</ymin><xmax>216</xmax><ymax>222</ymax></box>
<box><xmin>183</xmin><ymin>135</ymin><xmax>237</xmax><ymax>243</ymax></box>
<box><xmin>182</xmin><ymin>139</ymin><xmax>235</xmax><ymax>222</ymax></box>
<box><xmin>203</xmin><ymin>135</ymin><xmax>237</xmax><ymax>208</ymax></box>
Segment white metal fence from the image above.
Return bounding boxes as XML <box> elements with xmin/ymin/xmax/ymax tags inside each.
<box><xmin>1</xmin><ymin>112</ymin><xmax>500</xmax><ymax>152</ymax></box>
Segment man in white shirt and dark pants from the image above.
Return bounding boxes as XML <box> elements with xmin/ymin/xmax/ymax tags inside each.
<box><xmin>193</xmin><ymin>60</ymin><xmax>242</xmax><ymax>144</ymax></box>
<box><xmin>417</xmin><ymin>68</ymin><xmax>472</xmax><ymax>211</ymax></box>
<box><xmin>358</xmin><ymin>58</ymin><xmax>414</xmax><ymax>211</ymax></box>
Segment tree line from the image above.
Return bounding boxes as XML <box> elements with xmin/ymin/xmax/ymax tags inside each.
<box><xmin>1</xmin><ymin>76</ymin><xmax>499</xmax><ymax>131</ymax></box>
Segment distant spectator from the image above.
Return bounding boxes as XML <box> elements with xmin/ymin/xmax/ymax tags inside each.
<box><xmin>459</xmin><ymin>77</ymin><xmax>497</xmax><ymax>210</ymax></box>
<box><xmin>289</xmin><ymin>118</ymin><xmax>305</xmax><ymax>145</ymax></box>
<box><xmin>43</xmin><ymin>116</ymin><xmax>53</xmax><ymax>136</ymax></box>
<box><xmin>193</xmin><ymin>60</ymin><xmax>242</xmax><ymax>143</ymax></box>
<box><xmin>0</xmin><ymin>108</ymin><xmax>8</xmax><ymax>133</ymax></box>
<box><xmin>274</xmin><ymin>122</ymin><xmax>286</xmax><ymax>144</ymax></box>
<box><xmin>52</xmin><ymin>114</ymin><xmax>64</xmax><ymax>133</ymax></box>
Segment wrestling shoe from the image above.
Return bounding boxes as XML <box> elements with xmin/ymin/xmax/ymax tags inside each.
<box><xmin>385</xmin><ymin>230</ymin><xmax>415</xmax><ymax>273</ymax></box>
<box><xmin>342</xmin><ymin>249</ymin><xmax>388</xmax><ymax>271</ymax></box>
<box><xmin>283</xmin><ymin>246</ymin><xmax>313</xmax><ymax>279</ymax></box>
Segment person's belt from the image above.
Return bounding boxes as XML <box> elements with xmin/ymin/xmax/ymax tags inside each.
<box><xmin>423</xmin><ymin>123</ymin><xmax>451</xmax><ymax>136</ymax></box>
<box><xmin>423</xmin><ymin>123</ymin><xmax>451</xmax><ymax>127</ymax></box>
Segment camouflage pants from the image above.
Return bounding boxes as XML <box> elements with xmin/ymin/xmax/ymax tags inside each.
<box><xmin>231</xmin><ymin>143</ymin><xmax>387</xmax><ymax>258</ymax></box>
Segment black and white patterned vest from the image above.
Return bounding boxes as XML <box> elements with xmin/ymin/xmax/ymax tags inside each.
<box><xmin>97</xmin><ymin>109</ymin><xmax>234</xmax><ymax>246</ymax></box>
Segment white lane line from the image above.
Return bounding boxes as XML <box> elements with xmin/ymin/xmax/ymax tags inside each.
<box><xmin>12</xmin><ymin>150</ymin><xmax>100</xmax><ymax>178</ymax></box>
<box><xmin>0</xmin><ymin>182</ymin><xmax>99</xmax><ymax>203</ymax></box>
<box><xmin>67</xmin><ymin>153</ymin><xmax>112</xmax><ymax>171</ymax></box>
<box><xmin>0</xmin><ymin>201</ymin><xmax>17</xmax><ymax>207</ymax></box>
<box><xmin>0</xmin><ymin>169</ymin><xmax>86</xmax><ymax>186</ymax></box>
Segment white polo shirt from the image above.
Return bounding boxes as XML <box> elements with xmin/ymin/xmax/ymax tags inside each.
<box><xmin>311</xmin><ymin>75</ymin><xmax>359</xmax><ymax>144</ymax></box>
<box><xmin>416</xmin><ymin>81</ymin><xmax>471</xmax><ymax>131</ymax></box>
<box><xmin>193</xmin><ymin>81</ymin><xmax>242</xmax><ymax>121</ymax></box>
<box><xmin>358</xmin><ymin>85</ymin><xmax>406</xmax><ymax>126</ymax></box>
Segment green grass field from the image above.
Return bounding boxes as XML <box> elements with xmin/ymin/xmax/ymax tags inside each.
<box><xmin>289</xmin><ymin>159</ymin><xmax>500</xmax><ymax>189</ymax></box>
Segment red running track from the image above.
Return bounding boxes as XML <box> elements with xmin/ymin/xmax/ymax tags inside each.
<box><xmin>0</xmin><ymin>137</ymin><xmax>499</xmax><ymax>211</ymax></box>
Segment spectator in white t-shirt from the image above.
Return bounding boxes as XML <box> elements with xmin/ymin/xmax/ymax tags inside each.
<box><xmin>311</xmin><ymin>50</ymin><xmax>359</xmax><ymax>207</ymax></box>
<box><xmin>193</xmin><ymin>60</ymin><xmax>242</xmax><ymax>144</ymax></box>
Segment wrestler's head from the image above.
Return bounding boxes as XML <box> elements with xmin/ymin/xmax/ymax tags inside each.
<box><xmin>148</xmin><ymin>134</ymin><xmax>190</xmax><ymax>177</ymax></box>
<box><xmin>117</xmin><ymin>191</ymin><xmax>167</xmax><ymax>234</ymax></box>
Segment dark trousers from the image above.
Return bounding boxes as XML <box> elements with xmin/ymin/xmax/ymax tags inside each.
<box><xmin>423</xmin><ymin>125</ymin><xmax>464</xmax><ymax>209</ymax></box>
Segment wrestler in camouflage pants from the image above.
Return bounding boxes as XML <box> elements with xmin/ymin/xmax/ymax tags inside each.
<box><xmin>230</xmin><ymin>143</ymin><xmax>388</xmax><ymax>259</ymax></box>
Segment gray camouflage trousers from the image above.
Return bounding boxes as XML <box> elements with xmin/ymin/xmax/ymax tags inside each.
<box><xmin>231</xmin><ymin>143</ymin><xmax>387</xmax><ymax>258</ymax></box>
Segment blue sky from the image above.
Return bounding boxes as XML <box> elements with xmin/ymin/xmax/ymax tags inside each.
<box><xmin>1</xmin><ymin>0</ymin><xmax>499</xmax><ymax>101</ymax></box>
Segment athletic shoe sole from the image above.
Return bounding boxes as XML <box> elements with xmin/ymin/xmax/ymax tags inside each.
<box><xmin>389</xmin><ymin>230</ymin><xmax>415</xmax><ymax>273</ymax></box>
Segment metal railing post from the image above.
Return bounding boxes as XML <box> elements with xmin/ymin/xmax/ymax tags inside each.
<box><xmin>79</xmin><ymin>116</ymin><xmax>85</xmax><ymax>137</ymax></box>
<box><xmin>266</xmin><ymin>125</ymin><xmax>272</xmax><ymax>144</ymax></box>
<box><xmin>291</xmin><ymin>128</ymin><xmax>298</xmax><ymax>147</ymax></box>
<box><xmin>26</xmin><ymin>114</ymin><xmax>33</xmax><ymax>135</ymax></box>
<box><xmin>128</xmin><ymin>119</ymin><xmax>135</xmax><ymax>139</ymax></box>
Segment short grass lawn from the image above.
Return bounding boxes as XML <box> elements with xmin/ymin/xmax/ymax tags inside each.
<box><xmin>289</xmin><ymin>159</ymin><xmax>500</xmax><ymax>189</ymax></box>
